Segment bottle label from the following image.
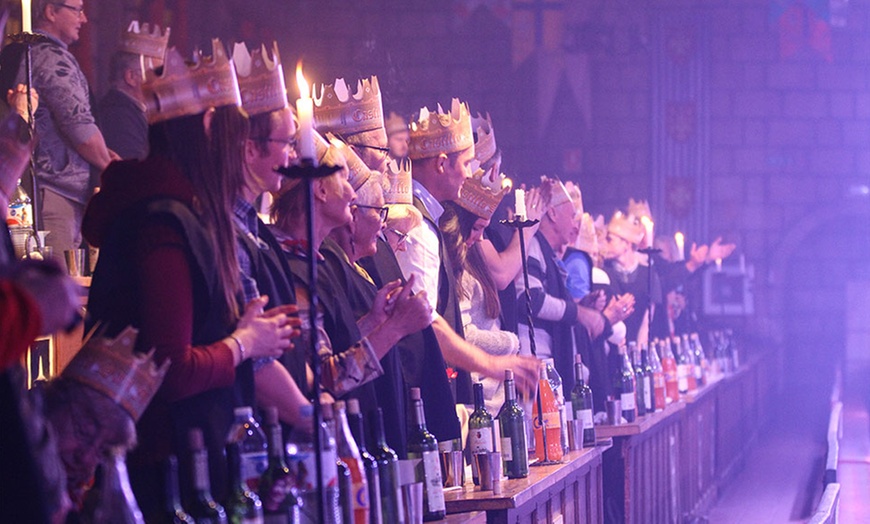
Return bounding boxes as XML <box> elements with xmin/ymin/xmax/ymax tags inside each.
<box><xmin>261</xmin><ymin>474</ymin><xmax>294</xmax><ymax>513</ymax></box>
<box><xmin>643</xmin><ymin>378</ymin><xmax>652</xmax><ymax>410</ymax></box>
<box><xmin>242</xmin><ymin>518</ymin><xmax>263</xmax><ymax>524</ymax></box>
<box><xmin>242</xmin><ymin>451</ymin><xmax>268</xmax><ymax>492</ymax></box>
<box><xmin>576</xmin><ymin>409</ymin><xmax>593</xmax><ymax>430</ymax></box>
<box><xmin>500</xmin><ymin>437</ymin><xmax>512</xmax><ymax>461</ymax></box>
<box><xmin>468</xmin><ymin>427</ymin><xmax>494</xmax><ymax>453</ymax></box>
<box><xmin>193</xmin><ymin>453</ymin><xmax>209</xmax><ymax>490</ymax></box>
<box><xmin>620</xmin><ymin>392</ymin><xmax>636</xmax><ymax>411</ymax></box>
<box><xmin>410</xmin><ymin>450</ymin><xmax>445</xmax><ymax>513</ymax></box>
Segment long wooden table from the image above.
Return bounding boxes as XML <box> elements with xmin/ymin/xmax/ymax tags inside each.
<box><xmin>444</xmin><ymin>444</ymin><xmax>610</xmax><ymax>523</ymax></box>
<box><xmin>597</xmin><ymin>354</ymin><xmax>773</xmax><ymax>523</ymax></box>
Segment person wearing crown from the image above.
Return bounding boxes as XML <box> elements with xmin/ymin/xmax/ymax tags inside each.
<box><xmin>82</xmin><ymin>40</ymin><xmax>299</xmax><ymax>515</ymax></box>
<box><xmin>97</xmin><ymin>21</ymin><xmax>170</xmax><ymax>161</ymax></box>
<box><xmin>398</xmin><ymin>98</ymin><xmax>539</xmax><ymax>407</ymax></box>
<box><xmin>0</xmin><ymin>0</ymin><xmax>120</xmax><ymax>256</ymax></box>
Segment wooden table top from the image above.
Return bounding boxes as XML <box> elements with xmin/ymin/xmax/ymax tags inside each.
<box><xmin>444</xmin><ymin>443</ymin><xmax>610</xmax><ymax>514</ymax></box>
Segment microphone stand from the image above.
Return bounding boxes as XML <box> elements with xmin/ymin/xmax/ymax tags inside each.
<box><xmin>276</xmin><ymin>159</ymin><xmax>341</xmax><ymax>521</ymax></box>
<box><xmin>500</xmin><ymin>214</ymin><xmax>558</xmax><ymax>466</ymax></box>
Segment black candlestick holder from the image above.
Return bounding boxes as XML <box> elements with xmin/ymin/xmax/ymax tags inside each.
<box><xmin>638</xmin><ymin>247</ymin><xmax>662</xmax><ymax>351</ymax></box>
<box><xmin>275</xmin><ymin>157</ymin><xmax>341</xmax><ymax>521</ymax></box>
<box><xmin>500</xmin><ymin>216</ymin><xmax>560</xmax><ymax>466</ymax></box>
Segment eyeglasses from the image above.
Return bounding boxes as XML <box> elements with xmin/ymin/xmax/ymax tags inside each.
<box><xmin>353</xmin><ymin>204</ymin><xmax>389</xmax><ymax>223</ymax></box>
<box><xmin>265</xmin><ymin>137</ymin><xmax>298</xmax><ymax>149</ymax></box>
<box><xmin>388</xmin><ymin>228</ymin><xmax>409</xmax><ymax>246</ymax></box>
<box><xmin>353</xmin><ymin>143</ymin><xmax>391</xmax><ymax>153</ymax></box>
<box><xmin>54</xmin><ymin>3</ymin><xmax>85</xmax><ymax>16</ymax></box>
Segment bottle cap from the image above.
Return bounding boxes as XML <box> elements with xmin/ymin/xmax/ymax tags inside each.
<box><xmin>410</xmin><ymin>387</ymin><xmax>422</xmax><ymax>401</ymax></box>
<box><xmin>188</xmin><ymin>428</ymin><xmax>204</xmax><ymax>450</ymax></box>
<box><xmin>234</xmin><ymin>406</ymin><xmax>254</xmax><ymax>418</ymax></box>
<box><xmin>264</xmin><ymin>406</ymin><xmax>279</xmax><ymax>425</ymax></box>
<box><xmin>334</xmin><ymin>400</ymin><xmax>346</xmax><ymax>413</ymax></box>
<box><xmin>347</xmin><ymin>398</ymin><xmax>361</xmax><ymax>415</ymax></box>
<box><xmin>504</xmin><ymin>370</ymin><xmax>513</xmax><ymax>381</ymax></box>
<box><xmin>574</xmin><ymin>354</ymin><xmax>583</xmax><ymax>365</ymax></box>
<box><xmin>473</xmin><ymin>382</ymin><xmax>484</xmax><ymax>395</ymax></box>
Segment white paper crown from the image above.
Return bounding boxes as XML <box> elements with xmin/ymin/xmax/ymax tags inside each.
<box><xmin>408</xmin><ymin>98</ymin><xmax>474</xmax><ymax>160</ymax></box>
<box><xmin>472</xmin><ymin>112</ymin><xmax>497</xmax><ymax>167</ymax></box>
<box><xmin>383</xmin><ymin>157</ymin><xmax>413</xmax><ymax>205</ymax></box>
<box><xmin>232</xmin><ymin>41</ymin><xmax>288</xmax><ymax>116</ymax></box>
<box><xmin>457</xmin><ymin>168</ymin><xmax>511</xmax><ymax>220</ymax></box>
<box><xmin>119</xmin><ymin>20</ymin><xmax>170</xmax><ymax>59</ymax></box>
<box><xmin>313</xmin><ymin>76</ymin><xmax>384</xmax><ymax>136</ymax></box>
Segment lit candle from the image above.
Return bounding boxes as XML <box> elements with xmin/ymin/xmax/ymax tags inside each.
<box><xmin>640</xmin><ymin>216</ymin><xmax>654</xmax><ymax>245</ymax></box>
<box><xmin>674</xmin><ymin>231</ymin><xmax>685</xmax><ymax>261</ymax></box>
<box><xmin>715</xmin><ymin>258</ymin><xmax>722</xmax><ymax>272</ymax></box>
<box><xmin>21</xmin><ymin>0</ymin><xmax>31</xmax><ymax>33</ymax></box>
<box><xmin>295</xmin><ymin>62</ymin><xmax>315</xmax><ymax>163</ymax></box>
<box><xmin>514</xmin><ymin>188</ymin><xmax>526</xmax><ymax>219</ymax></box>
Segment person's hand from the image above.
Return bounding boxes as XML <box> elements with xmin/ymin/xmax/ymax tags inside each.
<box><xmin>107</xmin><ymin>149</ymin><xmax>122</xmax><ymax>162</ymax></box>
<box><xmin>603</xmin><ymin>293</ymin><xmax>635</xmax><ymax>324</ymax></box>
<box><xmin>687</xmin><ymin>243</ymin><xmax>709</xmax><ymax>272</ymax></box>
<box><xmin>578</xmin><ymin>289</ymin><xmax>606</xmax><ymax>311</ymax></box>
<box><xmin>491</xmin><ymin>353</ymin><xmax>539</xmax><ymax>395</ymax></box>
<box><xmin>707</xmin><ymin>237</ymin><xmax>736</xmax><ymax>262</ymax></box>
<box><xmin>9</xmin><ymin>259</ymin><xmax>80</xmax><ymax>335</ymax></box>
<box><xmin>577</xmin><ymin>305</ymin><xmax>605</xmax><ymax>339</ymax></box>
<box><xmin>386</xmin><ymin>283</ymin><xmax>433</xmax><ymax>336</ymax></box>
<box><xmin>372</xmin><ymin>279</ymin><xmax>404</xmax><ymax>322</ymax></box>
<box><xmin>524</xmin><ymin>186</ymin><xmax>546</xmax><ymax>223</ymax></box>
<box><xmin>7</xmin><ymin>83</ymin><xmax>38</xmax><ymax>119</ymax></box>
<box><xmin>234</xmin><ymin>295</ymin><xmax>295</xmax><ymax>360</ymax></box>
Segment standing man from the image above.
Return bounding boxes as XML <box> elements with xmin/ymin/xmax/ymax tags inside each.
<box><xmin>97</xmin><ymin>21</ymin><xmax>170</xmax><ymax>161</ymax></box>
<box><xmin>0</xmin><ymin>0</ymin><xmax>118</xmax><ymax>254</ymax></box>
<box><xmin>385</xmin><ymin>111</ymin><xmax>409</xmax><ymax>159</ymax></box>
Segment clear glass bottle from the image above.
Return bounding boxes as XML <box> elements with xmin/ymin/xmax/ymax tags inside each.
<box><xmin>334</xmin><ymin>401</ymin><xmax>370</xmax><ymax>524</ymax></box>
<box><xmin>347</xmin><ymin>399</ymin><xmax>382</xmax><ymax>524</ymax></box>
<box><xmin>649</xmin><ymin>340</ymin><xmax>666</xmax><ymax>412</ymax></box>
<box><xmin>286</xmin><ymin>405</ymin><xmax>340</xmax><ymax>524</ymax></box>
<box><xmin>226</xmin><ymin>442</ymin><xmax>264</xmax><ymax>524</ymax></box>
<box><xmin>532</xmin><ymin>362</ymin><xmax>563</xmax><ymax>462</ymax></box>
<box><xmin>541</xmin><ymin>358</ymin><xmax>569</xmax><ymax>454</ymax></box>
<box><xmin>406</xmin><ymin>388</ymin><xmax>446</xmax><ymax>521</ymax></box>
<box><xmin>226</xmin><ymin>407</ymin><xmax>268</xmax><ymax>493</ymax></box>
<box><xmin>640</xmin><ymin>345</ymin><xmax>654</xmax><ymax>414</ymax></box>
<box><xmin>323</xmin><ymin>403</ymin><xmax>353</xmax><ymax>524</ymax></box>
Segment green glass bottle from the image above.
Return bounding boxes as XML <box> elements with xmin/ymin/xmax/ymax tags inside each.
<box><xmin>184</xmin><ymin>429</ymin><xmax>227</xmax><ymax>524</ymax></box>
<box><xmin>496</xmin><ymin>370</ymin><xmax>529</xmax><ymax>479</ymax></box>
<box><xmin>569</xmin><ymin>354</ymin><xmax>596</xmax><ymax>447</ymax></box>
<box><xmin>226</xmin><ymin>442</ymin><xmax>264</xmax><ymax>524</ymax></box>
<box><xmin>467</xmin><ymin>382</ymin><xmax>494</xmax><ymax>485</ymax></box>
<box><xmin>258</xmin><ymin>407</ymin><xmax>298</xmax><ymax>523</ymax></box>
<box><xmin>406</xmin><ymin>387</ymin><xmax>445</xmax><ymax>521</ymax></box>
<box><xmin>369</xmin><ymin>408</ymin><xmax>403</xmax><ymax>524</ymax></box>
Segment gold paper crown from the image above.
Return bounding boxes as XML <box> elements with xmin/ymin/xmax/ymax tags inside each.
<box><xmin>575</xmin><ymin>212</ymin><xmax>598</xmax><ymax>253</ymax></box>
<box><xmin>142</xmin><ymin>39</ymin><xmax>241</xmax><ymax>124</ymax></box>
<box><xmin>627</xmin><ymin>198</ymin><xmax>652</xmax><ymax>221</ymax></box>
<box><xmin>540</xmin><ymin>176</ymin><xmax>574</xmax><ymax>210</ymax></box>
<box><xmin>408</xmin><ymin>98</ymin><xmax>474</xmax><ymax>160</ymax></box>
<box><xmin>232</xmin><ymin>42</ymin><xmax>288</xmax><ymax>116</ymax></box>
<box><xmin>471</xmin><ymin>112</ymin><xmax>497</xmax><ymax>166</ymax></box>
<box><xmin>383</xmin><ymin>157</ymin><xmax>413</xmax><ymax>205</ymax></box>
<box><xmin>457</xmin><ymin>168</ymin><xmax>511</xmax><ymax>220</ymax></box>
<box><xmin>0</xmin><ymin>112</ymin><xmax>35</xmax><ymax>197</ymax></box>
<box><xmin>313</xmin><ymin>76</ymin><xmax>383</xmax><ymax>136</ymax></box>
<box><xmin>322</xmin><ymin>133</ymin><xmax>372</xmax><ymax>191</ymax></box>
<box><xmin>62</xmin><ymin>327</ymin><xmax>169</xmax><ymax>422</ymax></box>
<box><xmin>385</xmin><ymin>111</ymin><xmax>408</xmax><ymax>137</ymax></box>
<box><xmin>608</xmin><ymin>211</ymin><xmax>645</xmax><ymax>245</ymax></box>
<box><xmin>565</xmin><ymin>180</ymin><xmax>584</xmax><ymax>216</ymax></box>
<box><xmin>119</xmin><ymin>20</ymin><xmax>170</xmax><ymax>59</ymax></box>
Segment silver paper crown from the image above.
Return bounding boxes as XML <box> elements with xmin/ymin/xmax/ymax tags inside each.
<box><xmin>232</xmin><ymin>41</ymin><xmax>288</xmax><ymax>116</ymax></box>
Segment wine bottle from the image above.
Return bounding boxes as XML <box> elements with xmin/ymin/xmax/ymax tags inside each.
<box><xmin>158</xmin><ymin>456</ymin><xmax>194</xmax><ymax>524</ymax></box>
<box><xmin>616</xmin><ymin>345</ymin><xmax>636</xmax><ymax>423</ymax></box>
<box><xmin>286</xmin><ymin>405</ymin><xmax>341</xmax><ymax>524</ymax></box>
<box><xmin>649</xmin><ymin>340</ymin><xmax>667</xmax><ymax>412</ymax></box>
<box><xmin>629</xmin><ymin>342</ymin><xmax>646</xmax><ymax>417</ymax></box>
<box><xmin>467</xmin><ymin>382</ymin><xmax>494</xmax><ymax>485</ymax></box>
<box><xmin>226</xmin><ymin>407</ymin><xmax>268</xmax><ymax>493</ymax></box>
<box><xmin>640</xmin><ymin>345</ymin><xmax>654</xmax><ymax>414</ymax></box>
<box><xmin>660</xmin><ymin>339</ymin><xmax>680</xmax><ymax>402</ymax></box>
<box><xmin>323</xmin><ymin>403</ymin><xmax>353</xmax><ymax>524</ymax></box>
<box><xmin>226</xmin><ymin>443</ymin><xmax>264</xmax><ymax>524</ymax></box>
<box><xmin>532</xmin><ymin>362</ymin><xmax>563</xmax><ymax>461</ymax></box>
<box><xmin>92</xmin><ymin>451</ymin><xmax>146</xmax><ymax>524</ymax></box>
<box><xmin>689</xmin><ymin>333</ymin><xmax>706</xmax><ymax>387</ymax></box>
<box><xmin>347</xmin><ymin>399</ymin><xmax>382</xmax><ymax>524</ymax></box>
<box><xmin>258</xmin><ymin>407</ymin><xmax>299</xmax><ymax>523</ymax></box>
<box><xmin>682</xmin><ymin>334</ymin><xmax>698</xmax><ymax>391</ymax></box>
<box><xmin>406</xmin><ymin>388</ymin><xmax>446</xmax><ymax>521</ymax></box>
<box><xmin>369</xmin><ymin>408</ymin><xmax>404</xmax><ymax>524</ymax></box>
<box><xmin>334</xmin><ymin>401</ymin><xmax>370</xmax><ymax>524</ymax></box>
<box><xmin>185</xmin><ymin>428</ymin><xmax>228</xmax><ymax>524</ymax></box>
<box><xmin>542</xmin><ymin>358</ymin><xmax>569</xmax><ymax>454</ymax></box>
<box><xmin>496</xmin><ymin>370</ymin><xmax>529</xmax><ymax>479</ymax></box>
<box><xmin>569</xmin><ymin>354</ymin><xmax>595</xmax><ymax>447</ymax></box>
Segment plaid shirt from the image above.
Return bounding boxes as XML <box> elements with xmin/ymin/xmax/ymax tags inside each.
<box><xmin>233</xmin><ymin>197</ymin><xmax>273</xmax><ymax>370</ymax></box>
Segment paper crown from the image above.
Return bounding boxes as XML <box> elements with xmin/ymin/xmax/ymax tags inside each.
<box><xmin>313</xmin><ymin>76</ymin><xmax>383</xmax><ymax>136</ymax></box>
<box><xmin>383</xmin><ymin>157</ymin><xmax>413</xmax><ymax>205</ymax></box>
<box><xmin>232</xmin><ymin>42</ymin><xmax>288</xmax><ymax>117</ymax></box>
<box><xmin>608</xmin><ymin>211</ymin><xmax>645</xmax><ymax>245</ymax></box>
<box><xmin>142</xmin><ymin>39</ymin><xmax>241</xmax><ymax>124</ymax></box>
<box><xmin>385</xmin><ymin>111</ymin><xmax>408</xmax><ymax>137</ymax></box>
<box><xmin>62</xmin><ymin>327</ymin><xmax>169</xmax><ymax>422</ymax></box>
<box><xmin>540</xmin><ymin>176</ymin><xmax>574</xmax><ymax>210</ymax></box>
<box><xmin>408</xmin><ymin>99</ymin><xmax>474</xmax><ymax>160</ymax></box>
<box><xmin>574</xmin><ymin>212</ymin><xmax>598</xmax><ymax>253</ymax></box>
<box><xmin>472</xmin><ymin>112</ymin><xmax>497</xmax><ymax>167</ymax></box>
<box><xmin>322</xmin><ymin>133</ymin><xmax>372</xmax><ymax>191</ymax></box>
<box><xmin>565</xmin><ymin>180</ymin><xmax>583</xmax><ymax>216</ymax></box>
<box><xmin>627</xmin><ymin>198</ymin><xmax>652</xmax><ymax>221</ymax></box>
<box><xmin>457</xmin><ymin>168</ymin><xmax>511</xmax><ymax>220</ymax></box>
<box><xmin>0</xmin><ymin>112</ymin><xmax>35</xmax><ymax>199</ymax></box>
<box><xmin>119</xmin><ymin>20</ymin><xmax>170</xmax><ymax>59</ymax></box>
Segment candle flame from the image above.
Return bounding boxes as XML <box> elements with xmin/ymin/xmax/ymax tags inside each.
<box><xmin>674</xmin><ymin>231</ymin><xmax>684</xmax><ymax>243</ymax></box>
<box><xmin>501</xmin><ymin>177</ymin><xmax>512</xmax><ymax>190</ymax></box>
<box><xmin>295</xmin><ymin>61</ymin><xmax>309</xmax><ymax>99</ymax></box>
<box><xmin>640</xmin><ymin>216</ymin><xmax>653</xmax><ymax>228</ymax></box>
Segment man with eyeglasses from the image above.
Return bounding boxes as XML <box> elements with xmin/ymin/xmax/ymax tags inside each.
<box><xmin>0</xmin><ymin>0</ymin><xmax>118</xmax><ymax>256</ymax></box>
